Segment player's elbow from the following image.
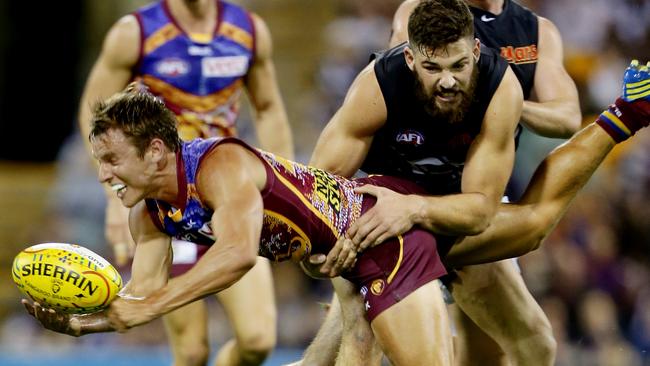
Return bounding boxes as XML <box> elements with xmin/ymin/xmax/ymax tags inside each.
<box><xmin>461</xmin><ymin>196</ymin><xmax>496</xmax><ymax>235</ymax></box>
<box><xmin>232</xmin><ymin>248</ymin><xmax>259</xmax><ymax>276</ymax></box>
<box><xmin>561</xmin><ymin>113</ymin><xmax>582</xmax><ymax>137</ymax></box>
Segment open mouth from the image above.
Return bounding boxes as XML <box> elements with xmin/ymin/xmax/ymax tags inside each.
<box><xmin>435</xmin><ymin>91</ymin><xmax>459</xmax><ymax>103</ymax></box>
<box><xmin>111</xmin><ymin>183</ymin><xmax>127</xmax><ymax>198</ymax></box>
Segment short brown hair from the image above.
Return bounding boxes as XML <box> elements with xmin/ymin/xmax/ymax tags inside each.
<box><xmin>90</xmin><ymin>83</ymin><xmax>181</xmax><ymax>157</ymax></box>
<box><xmin>408</xmin><ymin>0</ymin><xmax>474</xmax><ymax>57</ymax></box>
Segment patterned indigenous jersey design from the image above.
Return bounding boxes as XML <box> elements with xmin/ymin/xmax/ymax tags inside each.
<box><xmin>145</xmin><ymin>138</ymin><xmax>364</xmax><ymax>263</ymax></box>
<box><xmin>365</xmin><ymin>44</ymin><xmax>508</xmax><ymax>195</ymax></box>
<box><xmin>133</xmin><ymin>0</ymin><xmax>255</xmax><ymax>140</ymax></box>
<box><xmin>470</xmin><ymin>0</ymin><xmax>538</xmax><ymax>99</ymax></box>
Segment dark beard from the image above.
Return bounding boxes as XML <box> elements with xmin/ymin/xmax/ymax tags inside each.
<box><xmin>413</xmin><ymin>65</ymin><xmax>479</xmax><ymax>124</ymax></box>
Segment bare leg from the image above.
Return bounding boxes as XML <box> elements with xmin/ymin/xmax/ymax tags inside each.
<box><xmin>332</xmin><ymin>278</ymin><xmax>382</xmax><ymax>366</ymax></box>
<box><xmin>299</xmin><ymin>293</ymin><xmax>342</xmax><ymax>366</ymax></box>
<box><xmin>451</xmin><ymin>260</ymin><xmax>556</xmax><ymax>366</ymax></box>
<box><xmin>446</xmin><ymin>123</ymin><xmax>616</xmax><ymax>267</ymax></box>
<box><xmin>163</xmin><ymin>297</ymin><xmax>210</xmax><ymax>366</ymax></box>
<box><xmin>298</xmin><ymin>278</ymin><xmax>382</xmax><ymax>366</ymax></box>
<box><xmin>449</xmin><ymin>304</ymin><xmax>508</xmax><ymax>366</ymax></box>
<box><xmin>214</xmin><ymin>258</ymin><xmax>277</xmax><ymax>366</ymax></box>
<box><xmin>371</xmin><ymin>281</ymin><xmax>453</xmax><ymax>366</ymax></box>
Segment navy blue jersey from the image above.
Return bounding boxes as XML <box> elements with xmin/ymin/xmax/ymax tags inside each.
<box><xmin>471</xmin><ymin>0</ymin><xmax>538</xmax><ymax>99</ymax></box>
<box><xmin>362</xmin><ymin>44</ymin><xmax>508</xmax><ymax>195</ymax></box>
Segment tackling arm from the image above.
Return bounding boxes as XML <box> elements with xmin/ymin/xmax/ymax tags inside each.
<box><xmin>309</xmin><ymin>63</ymin><xmax>387</xmax><ymax>176</ymax></box>
<box><xmin>520</xmin><ymin>17</ymin><xmax>581</xmax><ymax>137</ymax></box>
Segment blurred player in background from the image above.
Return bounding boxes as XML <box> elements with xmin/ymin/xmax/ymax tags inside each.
<box><xmin>77</xmin><ymin>0</ymin><xmax>293</xmax><ymax>365</ymax></box>
<box><xmin>385</xmin><ymin>0</ymin><xmax>582</xmax><ymax>364</ymax></box>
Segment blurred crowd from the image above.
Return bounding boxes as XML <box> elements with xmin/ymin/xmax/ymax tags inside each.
<box><xmin>1</xmin><ymin>0</ymin><xmax>649</xmax><ymax>365</ymax></box>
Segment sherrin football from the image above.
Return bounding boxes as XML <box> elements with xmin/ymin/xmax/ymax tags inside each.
<box><xmin>12</xmin><ymin>243</ymin><xmax>123</xmax><ymax>314</ymax></box>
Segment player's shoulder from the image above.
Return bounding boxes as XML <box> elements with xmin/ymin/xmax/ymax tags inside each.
<box><xmin>105</xmin><ymin>14</ymin><xmax>140</xmax><ymax>47</ymax></box>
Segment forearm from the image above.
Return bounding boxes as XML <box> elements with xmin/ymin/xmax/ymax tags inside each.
<box><xmin>411</xmin><ymin>193</ymin><xmax>495</xmax><ymax>236</ymax></box>
<box><xmin>143</xmin><ymin>252</ymin><xmax>254</xmax><ymax>316</ymax></box>
<box><xmin>521</xmin><ymin>99</ymin><xmax>581</xmax><ymax>138</ymax></box>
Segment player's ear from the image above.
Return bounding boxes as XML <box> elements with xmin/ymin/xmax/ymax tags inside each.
<box><xmin>473</xmin><ymin>38</ymin><xmax>481</xmax><ymax>63</ymax></box>
<box><xmin>404</xmin><ymin>44</ymin><xmax>415</xmax><ymax>71</ymax></box>
<box><xmin>147</xmin><ymin>138</ymin><xmax>166</xmax><ymax>163</ymax></box>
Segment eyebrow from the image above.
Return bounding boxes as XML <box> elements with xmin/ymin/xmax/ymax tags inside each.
<box><xmin>422</xmin><ymin>56</ymin><xmax>470</xmax><ymax>67</ymax></box>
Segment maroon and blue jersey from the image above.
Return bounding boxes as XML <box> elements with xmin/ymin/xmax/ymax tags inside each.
<box><xmin>145</xmin><ymin>138</ymin><xmax>365</xmax><ymax>262</ymax></box>
<box><xmin>133</xmin><ymin>0</ymin><xmax>255</xmax><ymax>140</ymax></box>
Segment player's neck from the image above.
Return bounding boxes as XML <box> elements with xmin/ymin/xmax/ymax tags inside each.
<box><xmin>167</xmin><ymin>0</ymin><xmax>218</xmax><ymax>35</ymax></box>
<box><xmin>466</xmin><ymin>0</ymin><xmax>505</xmax><ymax>15</ymax></box>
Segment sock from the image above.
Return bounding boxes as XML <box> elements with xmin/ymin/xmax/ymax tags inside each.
<box><xmin>596</xmin><ymin>97</ymin><xmax>650</xmax><ymax>142</ymax></box>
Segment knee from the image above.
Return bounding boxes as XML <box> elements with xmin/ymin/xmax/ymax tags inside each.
<box><xmin>176</xmin><ymin>342</ymin><xmax>210</xmax><ymax>366</ymax></box>
<box><xmin>237</xmin><ymin>331</ymin><xmax>276</xmax><ymax>364</ymax></box>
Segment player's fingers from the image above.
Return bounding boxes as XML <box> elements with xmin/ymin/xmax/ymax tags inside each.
<box><xmin>329</xmin><ymin>239</ymin><xmax>358</xmax><ymax>276</ymax></box>
<box><xmin>341</xmin><ymin>246</ymin><xmax>358</xmax><ymax>273</ymax></box>
<box><xmin>321</xmin><ymin>242</ymin><xmax>343</xmax><ymax>274</ymax></box>
<box><xmin>372</xmin><ymin>232</ymin><xmax>393</xmax><ymax>248</ymax></box>
<box><xmin>353</xmin><ymin>184</ymin><xmax>381</xmax><ymax>197</ymax></box>
<box><xmin>357</xmin><ymin>222</ymin><xmax>386</xmax><ymax>251</ymax></box>
<box><xmin>21</xmin><ymin>299</ymin><xmax>35</xmax><ymax>317</ymax></box>
<box><xmin>349</xmin><ymin>211</ymin><xmax>379</xmax><ymax>246</ymax></box>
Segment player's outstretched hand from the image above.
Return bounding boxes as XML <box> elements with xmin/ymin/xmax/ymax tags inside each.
<box><xmin>21</xmin><ymin>299</ymin><xmax>81</xmax><ymax>336</ymax></box>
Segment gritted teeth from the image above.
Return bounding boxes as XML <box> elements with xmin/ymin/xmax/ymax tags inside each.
<box><xmin>111</xmin><ymin>184</ymin><xmax>126</xmax><ymax>191</ymax></box>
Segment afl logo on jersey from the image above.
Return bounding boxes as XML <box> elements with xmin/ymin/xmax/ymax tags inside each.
<box><xmin>396</xmin><ymin>130</ymin><xmax>425</xmax><ymax>146</ymax></box>
<box><xmin>156</xmin><ymin>58</ymin><xmax>190</xmax><ymax>77</ymax></box>
<box><xmin>202</xmin><ymin>56</ymin><xmax>249</xmax><ymax>77</ymax></box>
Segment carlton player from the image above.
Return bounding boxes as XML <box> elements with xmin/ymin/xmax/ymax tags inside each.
<box><xmin>381</xmin><ymin>1</ymin><xmax>583</xmax><ymax>364</ymax></box>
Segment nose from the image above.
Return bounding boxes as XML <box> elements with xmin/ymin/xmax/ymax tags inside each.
<box><xmin>438</xmin><ymin>70</ymin><xmax>456</xmax><ymax>90</ymax></box>
<box><xmin>98</xmin><ymin>162</ymin><xmax>112</xmax><ymax>184</ymax></box>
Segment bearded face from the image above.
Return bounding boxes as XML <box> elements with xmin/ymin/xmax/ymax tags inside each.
<box><xmin>407</xmin><ymin>38</ymin><xmax>480</xmax><ymax>124</ymax></box>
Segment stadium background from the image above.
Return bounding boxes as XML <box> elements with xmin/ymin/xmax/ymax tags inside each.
<box><xmin>0</xmin><ymin>0</ymin><xmax>648</xmax><ymax>365</ymax></box>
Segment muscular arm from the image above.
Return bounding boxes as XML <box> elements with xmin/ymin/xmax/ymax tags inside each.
<box><xmin>521</xmin><ymin>17</ymin><xmax>581</xmax><ymax>137</ymax></box>
<box><xmin>245</xmin><ymin>14</ymin><xmax>294</xmax><ymax>159</ymax></box>
<box><xmin>310</xmin><ymin>63</ymin><xmax>387</xmax><ymax>175</ymax></box>
<box><xmin>111</xmin><ymin>144</ymin><xmax>265</xmax><ymax>329</ymax></box>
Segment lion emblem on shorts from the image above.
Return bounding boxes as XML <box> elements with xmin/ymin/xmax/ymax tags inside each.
<box><xmin>370</xmin><ymin>279</ymin><xmax>385</xmax><ymax>296</ymax></box>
